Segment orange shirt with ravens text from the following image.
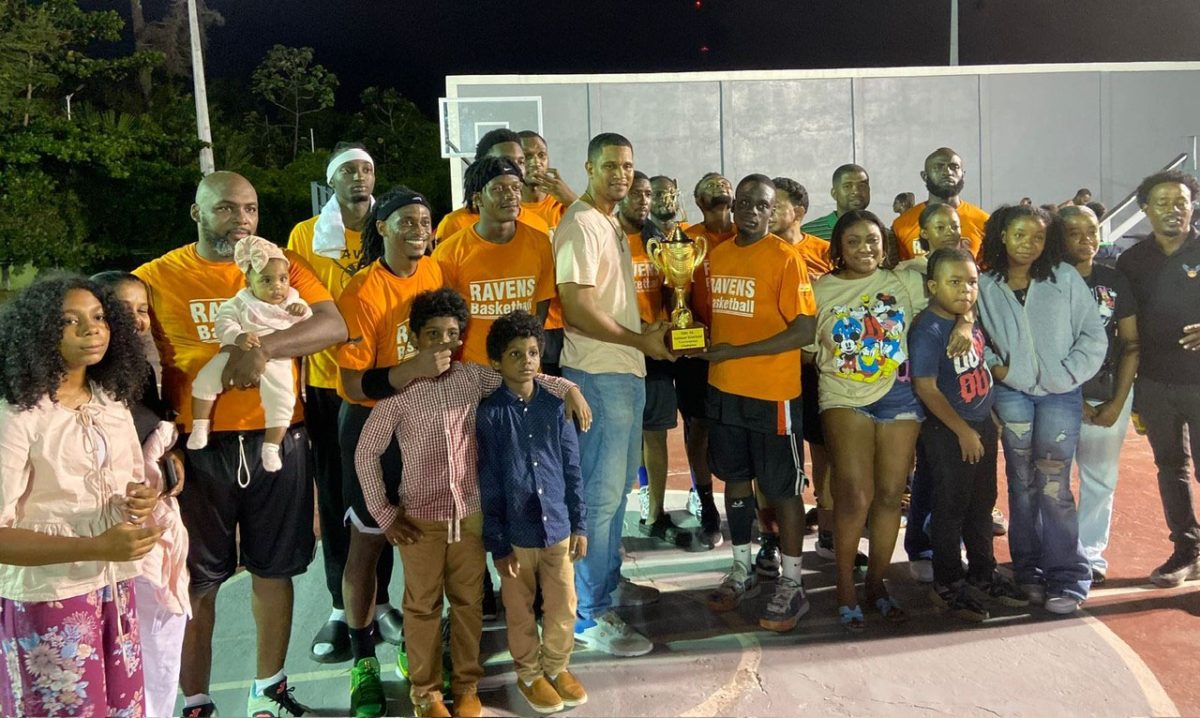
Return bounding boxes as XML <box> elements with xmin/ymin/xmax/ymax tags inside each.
<box><xmin>336</xmin><ymin>258</ymin><xmax>445</xmax><ymax>406</ymax></box>
<box><xmin>134</xmin><ymin>244</ymin><xmax>333</xmax><ymax>432</ymax></box>
<box><xmin>433</xmin><ymin>223</ymin><xmax>556</xmax><ymax>365</ymax></box>
<box><xmin>629</xmin><ymin>232</ymin><xmax>668</xmax><ymax>324</ymax></box>
<box><xmin>697</xmin><ymin>234</ymin><xmax>816</xmax><ymax>401</ymax></box>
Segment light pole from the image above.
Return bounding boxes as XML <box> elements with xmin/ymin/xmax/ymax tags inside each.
<box><xmin>949</xmin><ymin>0</ymin><xmax>960</xmax><ymax>66</ymax></box>
<box><xmin>187</xmin><ymin>0</ymin><xmax>215</xmax><ymax>175</ymax></box>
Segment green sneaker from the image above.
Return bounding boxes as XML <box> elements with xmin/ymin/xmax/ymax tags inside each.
<box><xmin>350</xmin><ymin>657</ymin><xmax>385</xmax><ymax>718</ymax></box>
<box><xmin>393</xmin><ymin>623</ymin><xmax>452</xmax><ymax>694</ymax></box>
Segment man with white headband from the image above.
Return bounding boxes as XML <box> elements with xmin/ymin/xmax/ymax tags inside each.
<box><xmin>288</xmin><ymin>142</ymin><xmax>403</xmax><ymax>664</ymax></box>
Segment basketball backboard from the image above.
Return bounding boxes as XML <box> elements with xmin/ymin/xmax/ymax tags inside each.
<box><xmin>438</xmin><ymin>96</ymin><xmax>544</xmax><ymax>159</ymax></box>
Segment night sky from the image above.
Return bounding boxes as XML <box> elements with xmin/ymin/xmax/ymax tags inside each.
<box><xmin>116</xmin><ymin>0</ymin><xmax>1200</xmax><ymax>117</ymax></box>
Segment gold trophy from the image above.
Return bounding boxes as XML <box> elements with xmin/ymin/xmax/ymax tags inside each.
<box><xmin>646</xmin><ymin>226</ymin><xmax>709</xmax><ymax>354</ymax></box>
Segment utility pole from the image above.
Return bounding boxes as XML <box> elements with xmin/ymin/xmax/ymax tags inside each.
<box><xmin>949</xmin><ymin>0</ymin><xmax>960</xmax><ymax>66</ymax></box>
<box><xmin>187</xmin><ymin>0</ymin><xmax>215</xmax><ymax>175</ymax></box>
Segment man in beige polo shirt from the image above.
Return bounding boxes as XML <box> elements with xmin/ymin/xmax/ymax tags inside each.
<box><xmin>555</xmin><ymin>132</ymin><xmax>673</xmax><ymax>658</ymax></box>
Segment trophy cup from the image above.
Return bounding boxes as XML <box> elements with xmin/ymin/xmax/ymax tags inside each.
<box><xmin>645</xmin><ymin>227</ymin><xmax>709</xmax><ymax>355</ymax></box>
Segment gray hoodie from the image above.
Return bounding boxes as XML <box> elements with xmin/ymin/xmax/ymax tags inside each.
<box><xmin>977</xmin><ymin>262</ymin><xmax>1107</xmax><ymax>396</ymax></box>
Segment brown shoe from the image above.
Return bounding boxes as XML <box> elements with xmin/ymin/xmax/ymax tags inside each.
<box><xmin>452</xmin><ymin>691</ymin><xmax>483</xmax><ymax>717</ymax></box>
<box><xmin>548</xmin><ymin>669</ymin><xmax>588</xmax><ymax>707</ymax></box>
<box><xmin>414</xmin><ymin>699</ymin><xmax>452</xmax><ymax>718</ymax></box>
<box><xmin>517</xmin><ymin>676</ymin><xmax>564</xmax><ymax>714</ymax></box>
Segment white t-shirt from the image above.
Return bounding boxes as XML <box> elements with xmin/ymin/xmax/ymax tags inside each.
<box><xmin>554</xmin><ymin>200</ymin><xmax>646</xmax><ymax>377</ymax></box>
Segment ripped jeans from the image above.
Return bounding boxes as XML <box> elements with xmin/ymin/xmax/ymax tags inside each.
<box><xmin>993</xmin><ymin>385</ymin><xmax>1091</xmax><ymax>601</ymax></box>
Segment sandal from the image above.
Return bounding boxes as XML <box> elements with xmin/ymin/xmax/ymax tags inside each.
<box><xmin>839</xmin><ymin>605</ymin><xmax>865</xmax><ymax>633</ymax></box>
<box><xmin>309</xmin><ymin>619</ymin><xmax>351</xmax><ymax>663</ymax></box>
<box><xmin>873</xmin><ymin>596</ymin><xmax>909</xmax><ymax>623</ymax></box>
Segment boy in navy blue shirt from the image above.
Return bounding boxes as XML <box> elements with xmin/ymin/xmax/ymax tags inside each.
<box><xmin>910</xmin><ymin>248</ymin><xmax>1027</xmax><ymax>622</ymax></box>
<box><xmin>477</xmin><ymin>310</ymin><xmax>589</xmax><ymax>714</ymax></box>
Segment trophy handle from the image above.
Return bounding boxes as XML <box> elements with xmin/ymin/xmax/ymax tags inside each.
<box><xmin>692</xmin><ymin>236</ymin><xmax>708</xmax><ymax>271</ymax></box>
<box><xmin>645</xmin><ymin>237</ymin><xmax>664</xmax><ymax>272</ymax></box>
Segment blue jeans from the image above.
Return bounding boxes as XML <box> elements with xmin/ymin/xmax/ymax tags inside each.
<box><xmin>993</xmin><ymin>385</ymin><xmax>1091</xmax><ymax>601</ymax></box>
<box><xmin>563</xmin><ymin>368</ymin><xmax>646</xmax><ymax>621</ymax></box>
<box><xmin>904</xmin><ymin>436</ymin><xmax>934</xmax><ymax>562</ymax></box>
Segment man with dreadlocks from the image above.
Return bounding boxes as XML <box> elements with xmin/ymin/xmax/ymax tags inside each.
<box><xmin>432</xmin><ymin>156</ymin><xmax>556</xmax><ymax>366</ymax></box>
<box><xmin>334</xmin><ymin>186</ymin><xmax>449</xmax><ymax>717</ymax></box>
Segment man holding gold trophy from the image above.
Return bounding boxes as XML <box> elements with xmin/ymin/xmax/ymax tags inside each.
<box><xmin>692</xmin><ymin>174</ymin><xmax>818</xmax><ymax>633</ymax></box>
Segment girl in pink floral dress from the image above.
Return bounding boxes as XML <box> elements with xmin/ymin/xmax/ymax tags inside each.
<box><xmin>0</xmin><ymin>276</ymin><xmax>163</xmax><ymax>717</ymax></box>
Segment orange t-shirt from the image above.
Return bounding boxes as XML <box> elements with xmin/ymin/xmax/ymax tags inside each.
<box><xmin>134</xmin><ymin>244</ymin><xmax>333</xmax><ymax>432</ymax></box>
<box><xmin>790</xmin><ymin>233</ymin><xmax>833</xmax><ymax>280</ymax></box>
<box><xmin>523</xmin><ymin>194</ymin><xmax>566</xmax><ymax>230</ymax></box>
<box><xmin>699</xmin><ymin>234</ymin><xmax>816</xmax><ymax>402</ymax></box>
<box><xmin>435</xmin><ymin>206</ymin><xmax>549</xmax><ymax>243</ymax></box>
<box><xmin>892</xmin><ymin>200</ymin><xmax>990</xmax><ymax>260</ymax></box>
<box><xmin>335</xmin><ymin>258</ymin><xmax>444</xmax><ymax>406</ymax></box>
<box><xmin>287</xmin><ymin>215</ymin><xmax>364</xmax><ymax>389</ymax></box>
<box><xmin>629</xmin><ymin>232</ymin><xmax>667</xmax><ymax>325</ymax></box>
<box><xmin>432</xmin><ymin>223</ymin><xmax>557</xmax><ymax>365</ymax></box>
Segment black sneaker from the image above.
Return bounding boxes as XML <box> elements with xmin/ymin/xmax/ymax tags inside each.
<box><xmin>482</xmin><ymin>576</ymin><xmax>499</xmax><ymax>620</ymax></box>
<box><xmin>1149</xmin><ymin>550</ymin><xmax>1200</xmax><ymax>588</ymax></box>
<box><xmin>697</xmin><ymin>504</ymin><xmax>724</xmax><ymax>550</ymax></box>
<box><xmin>805</xmin><ymin>506</ymin><xmax>819</xmax><ymax>530</ymax></box>
<box><xmin>930</xmin><ymin>582</ymin><xmax>989</xmax><ymax>622</ymax></box>
<box><xmin>969</xmin><ymin>571</ymin><xmax>1030</xmax><ymax>608</ymax></box>
<box><xmin>815</xmin><ymin>531</ymin><xmax>835</xmax><ymax>560</ymax></box>
<box><xmin>1091</xmin><ymin>569</ymin><xmax>1106</xmax><ymax>586</ymax></box>
<box><xmin>182</xmin><ymin>702</ymin><xmax>218</xmax><ymax>718</ymax></box>
<box><xmin>638</xmin><ymin>515</ymin><xmax>693</xmax><ymax>547</ymax></box>
<box><xmin>755</xmin><ymin>533</ymin><xmax>781</xmax><ymax>579</ymax></box>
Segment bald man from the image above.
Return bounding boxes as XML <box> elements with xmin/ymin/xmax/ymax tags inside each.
<box><xmin>135</xmin><ymin>171</ymin><xmax>347</xmax><ymax>718</ymax></box>
<box><xmin>892</xmin><ymin>147</ymin><xmax>990</xmax><ymax>260</ymax></box>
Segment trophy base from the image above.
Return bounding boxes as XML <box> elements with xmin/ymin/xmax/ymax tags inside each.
<box><xmin>666</xmin><ymin>325</ymin><xmax>709</xmax><ymax>356</ymax></box>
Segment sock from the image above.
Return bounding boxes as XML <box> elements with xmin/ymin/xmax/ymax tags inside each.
<box><xmin>253</xmin><ymin>669</ymin><xmax>285</xmax><ymax>696</ymax></box>
<box><xmin>696</xmin><ymin>483</ymin><xmax>718</xmax><ymax>511</ymax></box>
<box><xmin>523</xmin><ymin>676</ymin><xmax>536</xmax><ymax>687</ymax></box>
<box><xmin>261</xmin><ymin>443</ymin><xmax>282</xmax><ymax>472</ymax></box>
<box><xmin>328</xmin><ymin>608</ymin><xmax>346</xmax><ymax>623</ymax></box>
<box><xmin>782</xmin><ymin>553</ymin><xmax>803</xmax><ymax>585</ymax></box>
<box><xmin>350</xmin><ymin>625</ymin><xmax>376</xmax><ymax>662</ymax></box>
<box><xmin>375</xmin><ymin>602</ymin><xmax>393</xmax><ymax>615</ymax></box>
<box><xmin>725</xmin><ymin>494</ymin><xmax>756</xmax><ymax>546</ymax></box>
<box><xmin>184</xmin><ymin>694</ymin><xmax>212</xmax><ymax>708</ymax></box>
<box><xmin>186</xmin><ymin>419</ymin><xmax>210</xmax><ymax>450</ymax></box>
<box><xmin>637</xmin><ymin>465</ymin><xmax>649</xmax><ymax>488</ymax></box>
<box><xmin>732</xmin><ymin>543</ymin><xmax>752</xmax><ymax>570</ymax></box>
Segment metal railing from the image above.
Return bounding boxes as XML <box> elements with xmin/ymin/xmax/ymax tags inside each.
<box><xmin>1099</xmin><ymin>151</ymin><xmax>1190</xmax><ymax>245</ymax></box>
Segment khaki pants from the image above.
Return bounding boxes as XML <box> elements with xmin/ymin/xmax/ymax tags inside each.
<box><xmin>498</xmin><ymin>539</ymin><xmax>577</xmax><ymax>683</ymax></box>
<box><xmin>397</xmin><ymin>512</ymin><xmax>485</xmax><ymax>704</ymax></box>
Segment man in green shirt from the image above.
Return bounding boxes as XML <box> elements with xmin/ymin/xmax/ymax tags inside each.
<box><xmin>800</xmin><ymin>163</ymin><xmax>871</xmax><ymax>240</ymax></box>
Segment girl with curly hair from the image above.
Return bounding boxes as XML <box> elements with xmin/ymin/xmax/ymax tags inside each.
<box><xmin>975</xmin><ymin>205</ymin><xmax>1107</xmax><ymax>615</ymax></box>
<box><xmin>0</xmin><ymin>274</ymin><xmax>164</xmax><ymax>717</ymax></box>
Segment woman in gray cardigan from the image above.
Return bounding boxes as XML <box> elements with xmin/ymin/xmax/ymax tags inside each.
<box><xmin>975</xmin><ymin>205</ymin><xmax>1107</xmax><ymax>615</ymax></box>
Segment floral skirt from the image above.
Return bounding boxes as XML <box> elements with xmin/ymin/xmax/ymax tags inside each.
<box><xmin>0</xmin><ymin>580</ymin><xmax>145</xmax><ymax>718</ymax></box>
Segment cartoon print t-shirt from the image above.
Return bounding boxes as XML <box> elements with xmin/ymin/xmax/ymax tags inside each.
<box><xmin>1081</xmin><ymin>263</ymin><xmax>1136</xmax><ymax>402</ymax></box>
<box><xmin>812</xmin><ymin>267</ymin><xmax>927</xmax><ymax>411</ymax></box>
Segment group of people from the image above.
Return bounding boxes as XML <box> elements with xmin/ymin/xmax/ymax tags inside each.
<box><xmin>1</xmin><ymin>124</ymin><xmax>1198</xmax><ymax>718</ymax></box>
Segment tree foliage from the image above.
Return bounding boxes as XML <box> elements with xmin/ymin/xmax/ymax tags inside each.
<box><xmin>251</xmin><ymin>45</ymin><xmax>338</xmax><ymax>160</ymax></box>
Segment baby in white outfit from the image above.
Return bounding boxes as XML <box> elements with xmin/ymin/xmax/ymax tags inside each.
<box><xmin>187</xmin><ymin>236</ymin><xmax>311</xmax><ymax>471</ymax></box>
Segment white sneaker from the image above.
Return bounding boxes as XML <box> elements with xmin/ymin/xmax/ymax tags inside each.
<box><xmin>1045</xmin><ymin>596</ymin><xmax>1082</xmax><ymax>615</ymax></box>
<box><xmin>574</xmin><ymin>611</ymin><xmax>652</xmax><ymax>657</ymax></box>
<box><xmin>706</xmin><ymin>561</ymin><xmax>760</xmax><ymax>613</ymax></box>
<box><xmin>610</xmin><ymin>577</ymin><xmax>660</xmax><ymax>607</ymax></box>
<box><xmin>909</xmin><ymin>559</ymin><xmax>934</xmax><ymax>583</ymax></box>
<box><xmin>261</xmin><ymin>443</ymin><xmax>283</xmax><ymax>472</ymax></box>
<box><xmin>187</xmin><ymin>419</ymin><xmax>211</xmax><ymax>450</ymax></box>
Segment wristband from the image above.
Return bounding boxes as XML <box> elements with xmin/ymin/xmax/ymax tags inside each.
<box><xmin>361</xmin><ymin>367</ymin><xmax>395</xmax><ymax>400</ymax></box>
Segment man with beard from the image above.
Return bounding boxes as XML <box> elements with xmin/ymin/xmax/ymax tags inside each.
<box><xmin>287</xmin><ymin>143</ymin><xmax>403</xmax><ymax>665</ymax></box>
<box><xmin>556</xmin><ymin>133</ymin><xmax>674</xmax><ymax>657</ymax></box>
<box><xmin>698</xmin><ymin>175</ymin><xmax>817</xmax><ymax>632</ymax></box>
<box><xmin>619</xmin><ymin>173</ymin><xmax>690</xmax><ymax>548</ymax></box>
<box><xmin>135</xmin><ymin>171</ymin><xmax>347</xmax><ymax>717</ymax></box>
<box><xmin>435</xmin><ymin>129</ymin><xmax>549</xmax><ymax>242</ymax></box>
<box><xmin>1117</xmin><ymin>170</ymin><xmax>1200</xmax><ymax>588</ymax></box>
<box><xmin>679</xmin><ymin>173</ymin><xmax>736</xmax><ymax>550</ymax></box>
<box><xmin>892</xmin><ymin>148</ymin><xmax>990</xmax><ymax>260</ymax></box>
<box><xmin>801</xmin><ymin>164</ymin><xmax>871</xmax><ymax>240</ymax></box>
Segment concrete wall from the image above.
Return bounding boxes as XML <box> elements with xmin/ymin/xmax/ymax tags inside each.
<box><xmin>445</xmin><ymin>63</ymin><xmax>1200</xmax><ymax>227</ymax></box>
